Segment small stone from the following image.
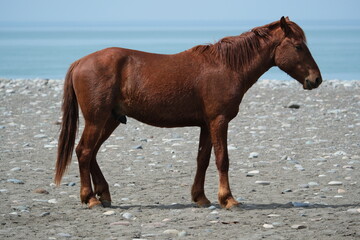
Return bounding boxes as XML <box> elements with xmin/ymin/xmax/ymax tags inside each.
<box><xmin>12</xmin><ymin>205</ymin><xmax>30</xmax><ymax>211</ymax></box>
<box><xmin>298</xmin><ymin>184</ymin><xmax>309</xmax><ymax>188</ymax></box>
<box><xmin>34</xmin><ymin>188</ymin><xmax>49</xmax><ymax>194</ymax></box>
<box><xmin>6</xmin><ymin>89</ymin><xmax>15</xmax><ymax>94</ymax></box>
<box><xmin>328</xmin><ymin>181</ymin><xmax>343</xmax><ymax>186</ymax></box>
<box><xmin>208</xmin><ymin>205</ymin><xmax>216</xmax><ymax>210</ymax></box>
<box><xmin>103</xmin><ymin>210</ymin><xmax>115</xmax><ymax>216</ymax></box>
<box><xmin>110</xmin><ymin>221</ymin><xmax>130</xmax><ymax>226</ymax></box>
<box><xmin>227</xmin><ymin>145</ymin><xmax>237</xmax><ymax>150</ymax></box>
<box><xmin>291</xmin><ymin>202</ymin><xmax>311</xmax><ymax>207</ymax></box>
<box><xmin>67</xmin><ymin>182</ymin><xmax>76</xmax><ymax>186</ymax></box>
<box><xmin>44</xmin><ymin>144</ymin><xmax>56</xmax><ymax>148</ymax></box>
<box><xmin>178</xmin><ymin>231</ymin><xmax>187</xmax><ymax>237</ymax></box>
<box><xmin>34</xmin><ymin>134</ymin><xmax>47</xmax><ymax>139</ymax></box>
<box><xmin>333</xmin><ymin>151</ymin><xmax>346</xmax><ymax>156</ymax></box>
<box><xmin>255</xmin><ymin>181</ymin><xmax>270</xmax><ymax>185</ymax></box>
<box><xmin>7</xmin><ymin>179</ymin><xmax>24</xmax><ymax>184</ymax></box>
<box><xmin>122</xmin><ymin>212</ymin><xmax>134</xmax><ymax>219</ymax></box>
<box><xmin>10</xmin><ymin>167</ymin><xmax>21</xmax><ymax>172</ymax></box>
<box><xmin>0</xmin><ymin>189</ymin><xmax>8</xmax><ymax>193</ymax></box>
<box><xmin>343</xmin><ymin>165</ymin><xmax>354</xmax><ymax>170</ymax></box>
<box><xmin>282</xmin><ymin>189</ymin><xmax>292</xmax><ymax>193</ymax></box>
<box><xmin>287</xmin><ymin>102</ymin><xmax>300</xmax><ymax>109</ymax></box>
<box><xmin>337</xmin><ymin>189</ymin><xmax>346</xmax><ymax>193</ymax></box>
<box><xmin>263</xmin><ymin>224</ymin><xmax>274</xmax><ymax>229</ymax></box>
<box><xmin>291</xmin><ymin>224</ymin><xmax>307</xmax><ymax>229</ymax></box>
<box><xmin>236</xmin><ymin>197</ymin><xmax>245</xmax><ymax>202</ymax></box>
<box><xmin>39</xmin><ymin>212</ymin><xmax>50</xmax><ymax>217</ymax></box>
<box><xmin>308</xmin><ymin>182</ymin><xmax>319</xmax><ymax>187</ymax></box>
<box><xmin>295</xmin><ymin>164</ymin><xmax>305</xmax><ymax>171</ymax></box>
<box><xmin>249</xmin><ymin>152</ymin><xmax>259</xmax><ymax>159</ymax></box>
<box><xmin>132</xmin><ymin>145</ymin><xmax>143</xmax><ymax>150</ymax></box>
<box><xmin>163</xmin><ymin>229</ymin><xmax>179</xmax><ymax>235</ymax></box>
<box><xmin>347</xmin><ymin>209</ymin><xmax>360</xmax><ymax>214</ymax></box>
<box><xmin>48</xmin><ymin>199</ymin><xmax>58</xmax><ymax>204</ymax></box>
<box><xmin>57</xmin><ymin>233</ymin><xmax>72</xmax><ymax>238</ymax></box>
<box><xmin>267</xmin><ymin>214</ymin><xmax>281</xmax><ymax>217</ymax></box>
<box><xmin>247</xmin><ymin>170</ymin><xmax>259</xmax><ymax>176</ymax></box>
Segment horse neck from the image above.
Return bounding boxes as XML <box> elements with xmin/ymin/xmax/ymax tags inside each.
<box><xmin>235</xmin><ymin>34</ymin><xmax>281</xmax><ymax>91</ymax></box>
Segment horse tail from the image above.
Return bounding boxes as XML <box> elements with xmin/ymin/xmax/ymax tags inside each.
<box><xmin>55</xmin><ymin>61</ymin><xmax>80</xmax><ymax>185</ymax></box>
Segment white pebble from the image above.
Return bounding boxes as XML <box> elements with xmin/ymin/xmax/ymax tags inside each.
<box><xmin>255</xmin><ymin>181</ymin><xmax>270</xmax><ymax>185</ymax></box>
<box><xmin>34</xmin><ymin>134</ymin><xmax>47</xmax><ymax>139</ymax></box>
<box><xmin>248</xmin><ymin>170</ymin><xmax>260</xmax><ymax>174</ymax></box>
<box><xmin>291</xmin><ymin>224</ymin><xmax>307</xmax><ymax>229</ymax></box>
<box><xmin>10</xmin><ymin>167</ymin><xmax>21</xmax><ymax>172</ymax></box>
<box><xmin>263</xmin><ymin>224</ymin><xmax>274</xmax><ymax>229</ymax></box>
<box><xmin>328</xmin><ymin>181</ymin><xmax>343</xmax><ymax>186</ymax></box>
<box><xmin>122</xmin><ymin>212</ymin><xmax>134</xmax><ymax>220</ymax></box>
<box><xmin>178</xmin><ymin>231</ymin><xmax>187</xmax><ymax>237</ymax></box>
<box><xmin>48</xmin><ymin>199</ymin><xmax>58</xmax><ymax>204</ymax></box>
<box><xmin>347</xmin><ymin>209</ymin><xmax>360</xmax><ymax>214</ymax></box>
<box><xmin>103</xmin><ymin>210</ymin><xmax>115</xmax><ymax>216</ymax></box>
<box><xmin>163</xmin><ymin>229</ymin><xmax>179</xmax><ymax>235</ymax></box>
<box><xmin>249</xmin><ymin>152</ymin><xmax>259</xmax><ymax>159</ymax></box>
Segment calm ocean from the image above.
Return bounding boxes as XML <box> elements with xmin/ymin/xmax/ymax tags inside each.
<box><xmin>0</xmin><ymin>20</ymin><xmax>359</xmax><ymax>80</ymax></box>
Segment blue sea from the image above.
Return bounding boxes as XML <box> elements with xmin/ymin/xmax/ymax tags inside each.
<box><xmin>0</xmin><ymin>20</ymin><xmax>359</xmax><ymax>80</ymax></box>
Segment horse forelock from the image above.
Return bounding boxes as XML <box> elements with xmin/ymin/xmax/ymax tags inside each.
<box><xmin>191</xmin><ymin>19</ymin><xmax>306</xmax><ymax>71</ymax></box>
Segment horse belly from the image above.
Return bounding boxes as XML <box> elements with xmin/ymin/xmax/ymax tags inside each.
<box><xmin>118</xmin><ymin>96</ymin><xmax>203</xmax><ymax>128</ymax></box>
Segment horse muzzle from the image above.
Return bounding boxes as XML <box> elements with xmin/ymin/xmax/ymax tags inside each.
<box><xmin>304</xmin><ymin>76</ymin><xmax>322</xmax><ymax>90</ymax></box>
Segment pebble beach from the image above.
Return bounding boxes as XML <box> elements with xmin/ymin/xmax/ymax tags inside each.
<box><xmin>0</xmin><ymin>78</ymin><xmax>359</xmax><ymax>239</ymax></box>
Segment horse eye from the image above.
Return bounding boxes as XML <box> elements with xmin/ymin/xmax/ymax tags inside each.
<box><xmin>295</xmin><ymin>45</ymin><xmax>302</xmax><ymax>50</ymax></box>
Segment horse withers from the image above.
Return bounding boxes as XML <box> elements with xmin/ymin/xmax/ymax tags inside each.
<box><xmin>55</xmin><ymin>17</ymin><xmax>322</xmax><ymax>209</ymax></box>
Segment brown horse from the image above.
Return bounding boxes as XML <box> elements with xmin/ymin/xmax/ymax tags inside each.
<box><xmin>55</xmin><ymin>17</ymin><xmax>322</xmax><ymax>209</ymax></box>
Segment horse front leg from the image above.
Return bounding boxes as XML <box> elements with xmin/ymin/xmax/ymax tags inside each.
<box><xmin>192</xmin><ymin>126</ymin><xmax>212</xmax><ymax>207</ymax></box>
<box><xmin>209</xmin><ymin>116</ymin><xmax>239</xmax><ymax>209</ymax></box>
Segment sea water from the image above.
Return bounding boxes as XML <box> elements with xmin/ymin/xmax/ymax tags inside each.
<box><xmin>0</xmin><ymin>20</ymin><xmax>359</xmax><ymax>80</ymax></box>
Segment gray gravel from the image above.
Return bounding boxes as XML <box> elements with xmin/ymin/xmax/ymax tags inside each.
<box><xmin>1</xmin><ymin>78</ymin><xmax>360</xmax><ymax>239</ymax></box>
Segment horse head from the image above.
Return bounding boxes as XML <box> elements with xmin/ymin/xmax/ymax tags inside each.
<box><xmin>274</xmin><ymin>17</ymin><xmax>322</xmax><ymax>90</ymax></box>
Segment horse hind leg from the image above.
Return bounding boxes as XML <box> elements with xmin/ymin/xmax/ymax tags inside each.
<box><xmin>76</xmin><ymin>123</ymin><xmax>105</xmax><ymax>208</ymax></box>
<box><xmin>90</xmin><ymin>116</ymin><xmax>121</xmax><ymax>207</ymax></box>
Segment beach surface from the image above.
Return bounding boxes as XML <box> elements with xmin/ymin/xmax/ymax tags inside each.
<box><xmin>0</xmin><ymin>78</ymin><xmax>359</xmax><ymax>239</ymax></box>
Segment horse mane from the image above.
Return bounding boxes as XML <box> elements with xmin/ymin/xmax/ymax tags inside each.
<box><xmin>190</xmin><ymin>20</ymin><xmax>306</xmax><ymax>71</ymax></box>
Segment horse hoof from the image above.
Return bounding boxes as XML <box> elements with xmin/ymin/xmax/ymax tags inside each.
<box><xmin>101</xmin><ymin>200</ymin><xmax>112</xmax><ymax>208</ymax></box>
<box><xmin>195</xmin><ymin>199</ymin><xmax>211</xmax><ymax>208</ymax></box>
<box><xmin>88</xmin><ymin>199</ymin><xmax>102</xmax><ymax>209</ymax></box>
<box><xmin>227</xmin><ymin>202</ymin><xmax>243</xmax><ymax>211</ymax></box>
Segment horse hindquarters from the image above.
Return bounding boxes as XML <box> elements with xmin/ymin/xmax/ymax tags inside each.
<box><xmin>69</xmin><ymin>55</ymin><xmax>124</xmax><ymax>207</ymax></box>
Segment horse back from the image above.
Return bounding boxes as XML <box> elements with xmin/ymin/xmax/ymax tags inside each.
<box><xmin>72</xmin><ymin>47</ymin><xmax>211</xmax><ymax>127</ymax></box>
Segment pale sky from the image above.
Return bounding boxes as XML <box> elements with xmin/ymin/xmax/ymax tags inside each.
<box><xmin>0</xmin><ymin>0</ymin><xmax>359</xmax><ymax>23</ymax></box>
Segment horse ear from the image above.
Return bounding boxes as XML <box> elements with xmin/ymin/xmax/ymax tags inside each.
<box><xmin>280</xmin><ymin>16</ymin><xmax>291</xmax><ymax>36</ymax></box>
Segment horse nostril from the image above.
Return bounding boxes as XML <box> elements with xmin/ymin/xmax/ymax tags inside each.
<box><xmin>315</xmin><ymin>77</ymin><xmax>322</xmax><ymax>86</ymax></box>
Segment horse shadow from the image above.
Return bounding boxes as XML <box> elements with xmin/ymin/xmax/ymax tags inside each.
<box><xmin>107</xmin><ymin>202</ymin><xmax>360</xmax><ymax>211</ymax></box>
